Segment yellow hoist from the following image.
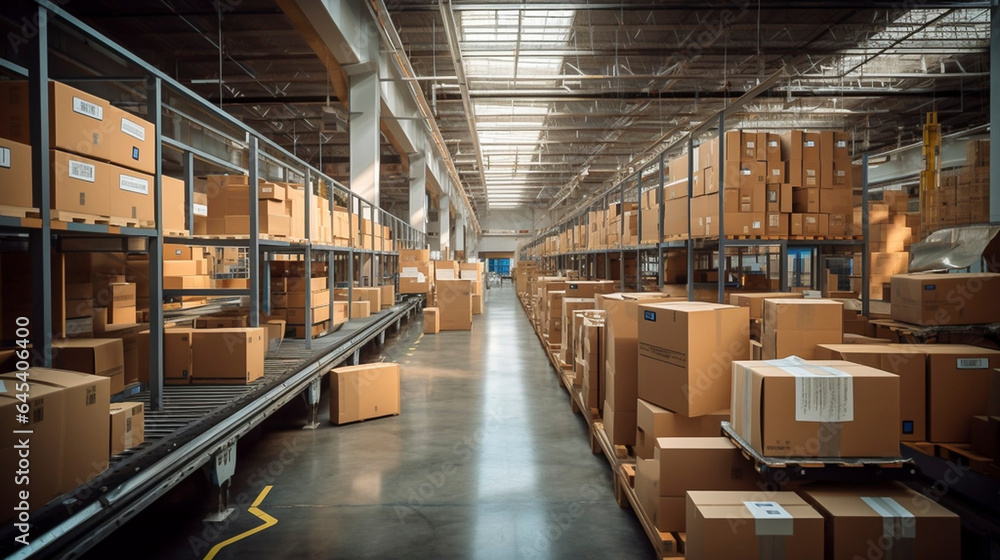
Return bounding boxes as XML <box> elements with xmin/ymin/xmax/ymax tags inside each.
<box><xmin>920</xmin><ymin>111</ymin><xmax>941</xmax><ymax>226</ymax></box>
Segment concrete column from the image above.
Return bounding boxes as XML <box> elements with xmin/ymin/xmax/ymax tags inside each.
<box><xmin>455</xmin><ymin>214</ymin><xmax>466</xmax><ymax>256</ymax></box>
<box><xmin>439</xmin><ymin>195</ymin><xmax>451</xmax><ymax>258</ymax></box>
<box><xmin>409</xmin><ymin>153</ymin><xmax>427</xmax><ymax>236</ymax></box>
<box><xmin>350</xmin><ymin>69</ymin><xmax>379</xmax><ymax>211</ymax></box>
<box><xmin>992</xmin><ymin>5</ymin><xmax>1000</xmax><ymax>224</ymax></box>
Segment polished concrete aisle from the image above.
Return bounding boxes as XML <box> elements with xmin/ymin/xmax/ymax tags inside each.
<box><xmin>84</xmin><ymin>285</ymin><xmax>654</xmax><ymax>559</ymax></box>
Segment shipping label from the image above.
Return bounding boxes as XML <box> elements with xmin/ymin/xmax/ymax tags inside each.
<box><xmin>786</xmin><ymin>365</ymin><xmax>854</xmax><ymax>423</ymax></box>
<box><xmin>72</xmin><ymin>97</ymin><xmax>103</xmax><ymax>120</ymax></box>
<box><xmin>120</xmin><ymin>117</ymin><xmax>146</xmax><ymax>141</ymax></box>
<box><xmin>119</xmin><ymin>174</ymin><xmax>149</xmax><ymax>195</ymax></box>
<box><xmin>68</xmin><ymin>160</ymin><xmax>96</xmax><ymax>182</ymax></box>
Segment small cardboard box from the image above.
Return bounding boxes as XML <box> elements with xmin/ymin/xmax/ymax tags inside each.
<box><xmin>890</xmin><ymin>273</ymin><xmax>1000</xmax><ymax>326</ymax></box>
<box><xmin>637</xmin><ymin>301</ymin><xmax>749</xmax><ymax>417</ymax></box>
<box><xmin>190</xmin><ymin>328</ymin><xmax>265</xmax><ymax>384</ymax></box>
<box><xmin>816</xmin><ymin>344</ymin><xmax>926</xmax><ymax>442</ymax></box>
<box><xmin>686</xmin><ymin>491</ymin><xmax>824</xmax><ymax>560</ymax></box>
<box><xmin>731</xmin><ymin>359</ymin><xmax>900</xmax><ymax>458</ymax></box>
<box><xmin>351</xmin><ymin>300</ymin><xmax>372</xmax><ymax>319</ymax></box>
<box><xmin>635</xmin><ymin>399</ymin><xmax>728</xmax><ymax>459</ymax></box>
<box><xmin>329</xmin><ymin>362</ymin><xmax>400</xmax><ymax>424</ymax></box>
<box><xmin>761</xmin><ymin>298</ymin><xmax>843</xmax><ymax>360</ymax></box>
<box><xmin>52</xmin><ymin>338</ymin><xmax>125</xmax><ymax>394</ymax></box>
<box><xmin>799</xmin><ymin>484</ymin><xmax>960</xmax><ymax>560</ymax></box>
<box><xmin>729</xmin><ymin>292</ymin><xmax>803</xmax><ymax>320</ymax></box>
<box><xmin>423</xmin><ymin>307</ymin><xmax>440</xmax><ymax>334</ymax></box>
<box><xmin>109</xmin><ymin>401</ymin><xmax>144</xmax><ymax>455</ymax></box>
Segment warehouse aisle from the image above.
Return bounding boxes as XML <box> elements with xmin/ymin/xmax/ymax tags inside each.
<box><xmin>83</xmin><ymin>285</ymin><xmax>654</xmax><ymax>560</ymax></box>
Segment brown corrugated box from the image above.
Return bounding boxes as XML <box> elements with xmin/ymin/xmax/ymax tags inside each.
<box><xmin>190</xmin><ymin>328</ymin><xmax>265</xmax><ymax>384</ymax></box>
<box><xmin>109</xmin><ymin>401</ymin><xmax>144</xmax><ymax>456</ymax></box>
<box><xmin>329</xmin><ymin>362</ymin><xmax>401</xmax><ymax>424</ymax></box>
<box><xmin>0</xmin><ymin>137</ymin><xmax>32</xmax><ymax>207</ymax></box>
<box><xmin>52</xmin><ymin>337</ymin><xmax>125</xmax><ymax>394</ymax></box>
<box><xmin>798</xmin><ymin>484</ymin><xmax>960</xmax><ymax>560</ymax></box>
<box><xmin>686</xmin><ymin>491</ymin><xmax>824</xmax><ymax>560</ymax></box>
<box><xmin>107</xmin><ymin>164</ymin><xmax>154</xmax><ymax>224</ymax></box>
<box><xmin>731</xmin><ymin>360</ymin><xmax>900</xmax><ymax>458</ymax></box>
<box><xmin>423</xmin><ymin>307</ymin><xmax>440</xmax><ymax>334</ymax></box>
<box><xmin>351</xmin><ymin>300</ymin><xmax>372</xmax><ymax>319</ymax></box>
<box><xmin>761</xmin><ymin>298</ymin><xmax>843</xmax><ymax>360</ymax></box>
<box><xmin>635</xmin><ymin>398</ymin><xmax>728</xmax><ymax>459</ymax></box>
<box><xmin>50</xmin><ymin>150</ymin><xmax>111</xmax><ymax>217</ymax></box>
<box><xmin>637</xmin><ymin>301</ymin><xmax>749</xmax><ymax>417</ymax></box>
<box><xmin>729</xmin><ymin>292</ymin><xmax>803</xmax><ymax>321</ymax></box>
<box><xmin>890</xmin><ymin>273</ymin><xmax>1000</xmax><ymax>326</ymax></box>
<box><xmin>138</xmin><ymin>328</ymin><xmax>194</xmax><ymax>385</ymax></box>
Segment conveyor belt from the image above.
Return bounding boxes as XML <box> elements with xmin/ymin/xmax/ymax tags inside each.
<box><xmin>1</xmin><ymin>295</ymin><xmax>423</xmax><ymax>560</ymax></box>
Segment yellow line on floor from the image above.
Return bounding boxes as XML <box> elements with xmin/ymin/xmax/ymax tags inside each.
<box><xmin>202</xmin><ymin>486</ymin><xmax>278</xmax><ymax>560</ymax></box>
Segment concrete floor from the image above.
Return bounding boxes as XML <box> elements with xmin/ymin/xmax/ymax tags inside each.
<box><xmin>83</xmin><ymin>284</ymin><xmax>654</xmax><ymax>559</ymax></box>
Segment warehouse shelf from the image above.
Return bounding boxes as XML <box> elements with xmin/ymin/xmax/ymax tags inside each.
<box><xmin>0</xmin><ymin>296</ymin><xmax>424</xmax><ymax>560</ymax></box>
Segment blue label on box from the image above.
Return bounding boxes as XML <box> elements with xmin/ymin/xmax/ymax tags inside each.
<box><xmin>643</xmin><ymin>310</ymin><xmax>656</xmax><ymax>322</ymax></box>
<box><xmin>924</xmin><ymin>285</ymin><xmax>936</xmax><ymax>291</ymax></box>
<box><xmin>902</xmin><ymin>420</ymin><xmax>914</xmax><ymax>435</ymax></box>
<box><xmin>132</xmin><ymin>147</ymin><xmax>140</xmax><ymax>160</ymax></box>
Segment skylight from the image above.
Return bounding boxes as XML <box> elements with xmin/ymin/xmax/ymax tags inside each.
<box><xmin>458</xmin><ymin>9</ymin><xmax>575</xmax><ymax>208</ymax></box>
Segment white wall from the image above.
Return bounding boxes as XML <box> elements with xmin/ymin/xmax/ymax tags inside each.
<box><xmin>472</xmin><ymin>207</ymin><xmax>552</xmax><ymax>254</ymax></box>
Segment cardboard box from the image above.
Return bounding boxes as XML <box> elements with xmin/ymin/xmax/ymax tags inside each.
<box><xmin>890</xmin><ymin>273</ymin><xmax>1000</xmax><ymax>326</ymax></box>
<box><xmin>264</xmin><ymin>319</ymin><xmax>285</xmax><ymax>352</ymax></box>
<box><xmin>109</xmin><ymin>401</ymin><xmax>144</xmax><ymax>455</ymax></box>
<box><xmin>190</xmin><ymin>328</ymin><xmax>265</xmax><ymax>384</ymax></box>
<box><xmin>731</xmin><ymin>360</ymin><xmax>900</xmax><ymax>458</ymax></box>
<box><xmin>351</xmin><ymin>300</ymin><xmax>372</xmax><ymax>319</ymax></box>
<box><xmin>423</xmin><ymin>307</ymin><xmax>440</xmax><ymax>334</ymax></box>
<box><xmin>762</xmin><ymin>298</ymin><xmax>843</xmax><ymax>360</ymax></box>
<box><xmin>50</xmin><ymin>150</ymin><xmax>111</xmax><ymax>217</ymax></box>
<box><xmin>380</xmin><ymin>284</ymin><xmax>395</xmax><ymax>308</ymax></box>
<box><xmin>729</xmin><ymin>292</ymin><xmax>803</xmax><ymax>321</ymax></box>
<box><xmin>686</xmin><ymin>491</ymin><xmax>824</xmax><ymax>560</ymax></box>
<box><xmin>899</xmin><ymin>344</ymin><xmax>1000</xmax><ymax>442</ymax></box>
<box><xmin>472</xmin><ymin>293</ymin><xmax>483</xmax><ymax>315</ymax></box>
<box><xmin>108</xmin><ymin>164</ymin><xmax>154</xmax><ymax>224</ymax></box>
<box><xmin>0</xmin><ymin>138</ymin><xmax>32</xmax><ymax>207</ymax></box>
<box><xmin>52</xmin><ymin>338</ymin><xmax>125</xmax><ymax>394</ymax></box>
<box><xmin>634</xmin><ymin>461</ymin><xmax>686</xmax><ymax>533</ymax></box>
<box><xmin>799</xmin><ymin>484</ymin><xmax>960</xmax><ymax>560</ymax></box>
<box><xmin>581</xmin><ymin>316</ymin><xmax>605</xmax><ymax>411</ymax></box>
<box><xmin>639</xmin><ymin>437</ymin><xmax>760</xmax><ymax>531</ymax></box>
<box><xmin>603</xmin><ymin>400</ymin><xmax>636</xmax><ymax>446</ymax></box>
<box><xmin>399</xmin><ymin>262</ymin><xmax>433</xmax><ymax>294</ymax></box>
<box><xmin>437</xmin><ymin>279</ymin><xmax>474</xmax><ymax>331</ymax></box>
<box><xmin>564</xmin><ymin>280</ymin><xmax>616</xmax><ymax>299</ymax></box>
<box><xmin>162</xmin><ymin>260</ymin><xmax>198</xmax><ymax>277</ymax></box>
<box><xmin>329</xmin><ymin>362</ymin><xmax>400</xmax><ymax>424</ymax></box>
<box><xmin>285</xmin><ymin>289</ymin><xmax>330</xmax><ymax>309</ymax></box>
<box><xmin>792</xmin><ymin>187</ymin><xmax>820</xmax><ymax>213</ymax></box>
<box><xmin>138</xmin><ymin>328</ymin><xmax>194</xmax><ymax>384</ymax></box>
<box><xmin>637</xmin><ymin>301</ymin><xmax>750</xmax><ymax>417</ymax></box>
<box><xmin>816</xmin><ymin>344</ymin><xmax>927</xmax><ymax>442</ymax></box>
<box><xmin>635</xmin><ymin>399</ymin><xmax>728</xmax><ymax>459</ymax></box>
<box><xmin>0</xmin><ymin>368</ymin><xmax>109</xmax><ymax>523</ymax></box>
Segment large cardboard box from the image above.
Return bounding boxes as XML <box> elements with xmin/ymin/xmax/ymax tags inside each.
<box><xmin>329</xmin><ymin>362</ymin><xmax>401</xmax><ymax>424</ymax></box>
<box><xmin>816</xmin><ymin>344</ymin><xmax>926</xmax><ymax>442</ymax></box>
<box><xmin>399</xmin><ymin>262</ymin><xmax>433</xmax><ymax>294</ymax></box>
<box><xmin>686</xmin><ymin>491</ymin><xmax>824</xmax><ymax>560</ymax></box>
<box><xmin>899</xmin><ymin>344</ymin><xmax>1000</xmax><ymax>442</ymax></box>
<box><xmin>108</xmin><ymin>164</ymin><xmax>154</xmax><ymax>224</ymax></box>
<box><xmin>799</xmin><ymin>484</ymin><xmax>960</xmax><ymax>560</ymax></box>
<box><xmin>50</xmin><ymin>150</ymin><xmax>111</xmax><ymax>217</ymax></box>
<box><xmin>138</xmin><ymin>328</ymin><xmax>194</xmax><ymax>385</ymax></box>
<box><xmin>637</xmin><ymin>301</ymin><xmax>749</xmax><ymax>417</ymax></box>
<box><xmin>52</xmin><ymin>338</ymin><xmax>125</xmax><ymax>394</ymax></box>
<box><xmin>190</xmin><ymin>328</ymin><xmax>265</xmax><ymax>384</ymax></box>
<box><xmin>560</xmin><ymin>298</ymin><xmax>597</xmax><ymax>363</ymax></box>
<box><xmin>565</xmin><ymin>280</ymin><xmax>617</xmax><ymax>299</ymax></box>
<box><xmin>109</xmin><ymin>401</ymin><xmax>144</xmax><ymax>455</ymax></box>
<box><xmin>636</xmin><ymin>437</ymin><xmax>760</xmax><ymax>532</ymax></box>
<box><xmin>890</xmin><ymin>273</ymin><xmax>1000</xmax><ymax>326</ymax></box>
<box><xmin>729</xmin><ymin>292</ymin><xmax>803</xmax><ymax>321</ymax></box>
<box><xmin>0</xmin><ymin>368</ymin><xmax>110</xmax><ymax>524</ymax></box>
<box><xmin>762</xmin><ymin>298</ymin><xmax>843</xmax><ymax>360</ymax></box>
<box><xmin>436</xmin><ymin>279</ymin><xmax>474</xmax><ymax>331</ymax></box>
<box><xmin>379</xmin><ymin>284</ymin><xmax>395</xmax><ymax>309</ymax></box>
<box><xmin>731</xmin><ymin>360</ymin><xmax>900</xmax><ymax>458</ymax></box>
<box><xmin>635</xmin><ymin>399</ymin><xmax>728</xmax><ymax>459</ymax></box>
<box><xmin>434</xmin><ymin>260</ymin><xmax>460</xmax><ymax>280</ymax></box>
<box><xmin>0</xmin><ymin>138</ymin><xmax>32</xmax><ymax>207</ymax></box>
<box><xmin>423</xmin><ymin>307</ymin><xmax>440</xmax><ymax>334</ymax></box>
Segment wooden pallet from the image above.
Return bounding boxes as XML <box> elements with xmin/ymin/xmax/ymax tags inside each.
<box><xmin>163</xmin><ymin>229</ymin><xmax>191</xmax><ymax>238</ymax></box>
<box><xmin>931</xmin><ymin>443</ymin><xmax>997</xmax><ymax>478</ymax></box>
<box><xmin>614</xmin><ymin>463</ymin><xmax>686</xmax><ymax>558</ymax></box>
<box><xmin>192</xmin><ymin>233</ymin><xmax>293</xmax><ymax>241</ymax></box>
<box><xmin>45</xmin><ymin>210</ymin><xmax>113</xmax><ymax>225</ymax></box>
<box><xmin>0</xmin><ymin>204</ymin><xmax>38</xmax><ymax>219</ymax></box>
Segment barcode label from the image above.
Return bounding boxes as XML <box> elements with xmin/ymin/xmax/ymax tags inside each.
<box><xmin>0</xmin><ymin>147</ymin><xmax>10</xmax><ymax>169</ymax></box>
<box><xmin>68</xmin><ymin>160</ymin><xmax>96</xmax><ymax>182</ymax></box>
<box><xmin>804</xmin><ymin>140</ymin><xmax>816</xmax><ymax>147</ymax></box>
<box><xmin>752</xmin><ymin>221</ymin><xmax>762</xmax><ymax>229</ymax></box>
<box><xmin>768</xmin><ymin>140</ymin><xmax>778</xmax><ymax>148</ymax></box>
<box><xmin>770</xmin><ymin>214</ymin><xmax>780</xmax><ymax>227</ymax></box>
<box><xmin>772</xmin><ymin>168</ymin><xmax>781</xmax><ymax>175</ymax></box>
<box><xmin>119</xmin><ymin>174</ymin><xmax>149</xmax><ymax>195</ymax></box>
<box><xmin>73</xmin><ymin>97</ymin><xmax>103</xmax><ymax>120</ymax></box>
<box><xmin>741</xmin><ymin>168</ymin><xmax>752</xmax><ymax>175</ymax></box>
<box><xmin>120</xmin><ymin>117</ymin><xmax>146</xmax><ymax>141</ymax></box>
<box><xmin>193</xmin><ymin>203</ymin><xmax>208</xmax><ymax>217</ymax></box>
<box><xmin>746</xmin><ymin>141</ymin><xmax>755</xmax><ymax>148</ymax></box>
<box><xmin>957</xmin><ymin>358</ymin><xmax>988</xmax><ymax>369</ymax></box>
<box><xmin>837</xmin><ymin>140</ymin><xmax>848</xmax><ymax>148</ymax></box>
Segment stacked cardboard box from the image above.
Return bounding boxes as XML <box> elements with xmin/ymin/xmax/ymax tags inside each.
<box><xmin>269</xmin><ymin>261</ymin><xmax>333</xmax><ymax>338</ymax></box>
<box><xmin>925</xmin><ymin>139</ymin><xmax>990</xmax><ymax>233</ymax></box>
<box><xmin>204</xmin><ymin>175</ymin><xmax>292</xmax><ymax>237</ymax></box>
<box><xmin>0</xmin><ymin>368</ymin><xmax>110</xmax><ymax>524</ymax></box>
<box><xmin>399</xmin><ymin>249</ymin><xmax>433</xmax><ymax>294</ymax></box>
<box><xmin>0</xmin><ymin>80</ymin><xmax>157</xmax><ymax>226</ymax></box>
<box><xmin>577</xmin><ymin>313</ymin><xmax>605</xmax><ymax>410</ymax></box>
<box><xmin>853</xmin><ymin>191</ymin><xmax>914</xmax><ymax>300</ymax></box>
<box><xmin>761</xmin><ymin>298</ymin><xmax>843</xmax><ymax>359</ymax></box>
<box><xmin>560</xmin><ymin>298</ymin><xmax>597</xmax><ymax>365</ymax></box>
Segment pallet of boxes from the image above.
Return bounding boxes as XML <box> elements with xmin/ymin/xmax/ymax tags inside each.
<box><xmin>269</xmin><ymin>258</ymin><xmax>347</xmax><ymax>338</ymax></box>
<box><xmin>621</xmin><ymin>294</ymin><xmax>965</xmax><ymax>558</ymax></box>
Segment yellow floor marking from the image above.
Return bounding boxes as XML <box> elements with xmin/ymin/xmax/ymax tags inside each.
<box><xmin>203</xmin><ymin>486</ymin><xmax>278</xmax><ymax>560</ymax></box>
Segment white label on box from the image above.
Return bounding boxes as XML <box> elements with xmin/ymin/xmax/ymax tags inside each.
<box><xmin>769</xmin><ymin>140</ymin><xmax>779</xmax><ymax>148</ymax></box>
<box><xmin>460</xmin><ymin>270</ymin><xmax>477</xmax><ymax>280</ymax></box>
<box><xmin>804</xmin><ymin>140</ymin><xmax>815</xmax><ymax>148</ymax></box>
<box><xmin>436</xmin><ymin>270</ymin><xmax>456</xmax><ymax>280</ymax></box>
<box><xmin>119</xmin><ymin>174</ymin><xmax>149</xmax><ymax>195</ymax></box>
<box><xmin>744</xmin><ymin>501</ymin><xmax>794</xmax><ymax>536</ymax></box>
<box><xmin>769</xmin><ymin>214</ymin><xmax>780</xmax><ymax>227</ymax></box>
<box><xmin>68</xmin><ymin>159</ymin><xmax>96</xmax><ymax>182</ymax></box>
<box><xmin>957</xmin><ymin>358</ymin><xmax>989</xmax><ymax>369</ymax></box>
<box><xmin>0</xmin><ymin>146</ymin><xmax>10</xmax><ymax>169</ymax></box>
<box><xmin>788</xmin><ymin>365</ymin><xmax>854</xmax><ymax>423</ymax></box>
<box><xmin>120</xmin><ymin>117</ymin><xmax>146</xmax><ymax>141</ymax></box>
<box><xmin>401</xmin><ymin>267</ymin><xmax>419</xmax><ymax>277</ymax></box>
<box><xmin>837</xmin><ymin>140</ymin><xmax>848</xmax><ymax>148</ymax></box>
<box><xmin>746</xmin><ymin>141</ymin><xmax>755</xmax><ymax>148</ymax></box>
<box><xmin>741</xmin><ymin>168</ymin><xmax>752</xmax><ymax>176</ymax></box>
<box><xmin>752</xmin><ymin>221</ymin><xmax>762</xmax><ymax>229</ymax></box>
<box><xmin>772</xmin><ymin>168</ymin><xmax>781</xmax><ymax>176</ymax></box>
<box><xmin>72</xmin><ymin>97</ymin><xmax>103</xmax><ymax>120</ymax></box>
<box><xmin>193</xmin><ymin>203</ymin><xmax>208</xmax><ymax>217</ymax></box>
